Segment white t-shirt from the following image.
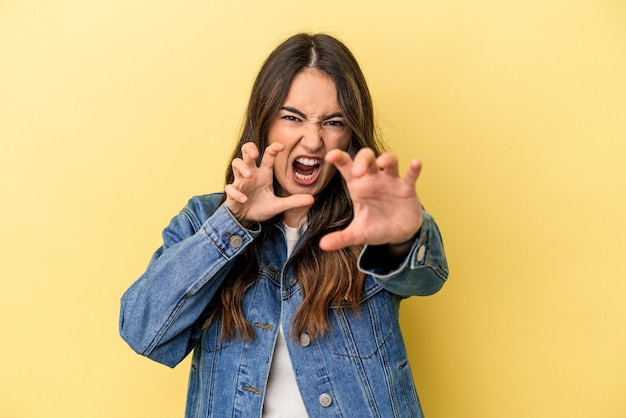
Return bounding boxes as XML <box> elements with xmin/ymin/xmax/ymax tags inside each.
<box><xmin>262</xmin><ymin>222</ymin><xmax>309</xmax><ymax>417</ymax></box>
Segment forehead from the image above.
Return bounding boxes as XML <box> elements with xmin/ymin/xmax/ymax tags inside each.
<box><xmin>282</xmin><ymin>69</ymin><xmax>340</xmax><ymax>116</ymax></box>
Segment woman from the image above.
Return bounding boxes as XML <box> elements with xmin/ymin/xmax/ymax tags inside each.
<box><xmin>120</xmin><ymin>33</ymin><xmax>449</xmax><ymax>417</ymax></box>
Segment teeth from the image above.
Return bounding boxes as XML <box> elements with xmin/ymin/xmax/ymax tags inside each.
<box><xmin>295</xmin><ymin>157</ymin><xmax>319</xmax><ymax>166</ymax></box>
<box><xmin>294</xmin><ymin>171</ymin><xmax>315</xmax><ymax>180</ymax></box>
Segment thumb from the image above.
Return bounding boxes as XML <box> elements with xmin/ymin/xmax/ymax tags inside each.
<box><xmin>319</xmin><ymin>228</ymin><xmax>359</xmax><ymax>251</ymax></box>
<box><xmin>274</xmin><ymin>194</ymin><xmax>315</xmax><ymax>214</ymax></box>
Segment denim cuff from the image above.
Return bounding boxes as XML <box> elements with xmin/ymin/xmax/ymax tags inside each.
<box><xmin>357</xmin><ymin>211</ymin><xmax>434</xmax><ymax>281</ymax></box>
<box><xmin>201</xmin><ymin>204</ymin><xmax>261</xmax><ymax>260</ymax></box>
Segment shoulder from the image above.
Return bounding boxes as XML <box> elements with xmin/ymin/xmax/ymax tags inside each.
<box><xmin>160</xmin><ymin>193</ymin><xmax>224</xmax><ymax>246</ymax></box>
<box><xmin>179</xmin><ymin>193</ymin><xmax>224</xmax><ymax>230</ymax></box>
<box><xmin>185</xmin><ymin>193</ymin><xmax>224</xmax><ymax>215</ymax></box>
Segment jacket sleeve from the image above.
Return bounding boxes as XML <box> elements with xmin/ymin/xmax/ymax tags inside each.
<box><xmin>119</xmin><ymin>196</ymin><xmax>260</xmax><ymax>367</ymax></box>
<box><xmin>357</xmin><ymin>209</ymin><xmax>449</xmax><ymax>297</ymax></box>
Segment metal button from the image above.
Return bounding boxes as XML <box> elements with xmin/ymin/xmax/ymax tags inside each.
<box><xmin>289</xmin><ymin>276</ymin><xmax>297</xmax><ymax>286</ymax></box>
<box><xmin>416</xmin><ymin>245</ymin><xmax>426</xmax><ymax>262</ymax></box>
<box><xmin>299</xmin><ymin>333</ymin><xmax>311</xmax><ymax>347</ymax></box>
<box><xmin>229</xmin><ymin>235</ymin><xmax>243</xmax><ymax>248</ymax></box>
<box><xmin>318</xmin><ymin>393</ymin><xmax>332</xmax><ymax>407</ymax></box>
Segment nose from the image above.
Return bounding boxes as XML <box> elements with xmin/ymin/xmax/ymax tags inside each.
<box><xmin>300</xmin><ymin>120</ymin><xmax>324</xmax><ymax>151</ymax></box>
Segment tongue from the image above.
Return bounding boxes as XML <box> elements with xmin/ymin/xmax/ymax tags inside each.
<box><xmin>294</xmin><ymin>161</ymin><xmax>316</xmax><ymax>175</ymax></box>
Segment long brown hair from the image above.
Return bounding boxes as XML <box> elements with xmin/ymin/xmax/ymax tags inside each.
<box><xmin>206</xmin><ymin>33</ymin><xmax>385</xmax><ymax>341</ymax></box>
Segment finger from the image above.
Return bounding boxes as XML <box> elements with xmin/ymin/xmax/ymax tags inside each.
<box><xmin>259</xmin><ymin>142</ymin><xmax>285</xmax><ymax>170</ymax></box>
<box><xmin>325</xmin><ymin>149</ymin><xmax>354</xmax><ymax>182</ymax></box>
<box><xmin>241</xmin><ymin>142</ymin><xmax>260</xmax><ymax>165</ymax></box>
<box><xmin>224</xmin><ymin>183</ymin><xmax>248</xmax><ymax>203</ymax></box>
<box><xmin>231</xmin><ymin>158</ymin><xmax>252</xmax><ymax>178</ymax></box>
<box><xmin>376</xmin><ymin>153</ymin><xmax>400</xmax><ymax>177</ymax></box>
<box><xmin>319</xmin><ymin>228</ymin><xmax>360</xmax><ymax>251</ymax></box>
<box><xmin>404</xmin><ymin>158</ymin><xmax>423</xmax><ymax>185</ymax></box>
<box><xmin>352</xmin><ymin>148</ymin><xmax>378</xmax><ymax>177</ymax></box>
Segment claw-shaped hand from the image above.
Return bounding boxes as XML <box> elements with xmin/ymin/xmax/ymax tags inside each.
<box><xmin>319</xmin><ymin>148</ymin><xmax>423</xmax><ymax>251</ymax></box>
<box><xmin>224</xmin><ymin>142</ymin><xmax>314</xmax><ymax>225</ymax></box>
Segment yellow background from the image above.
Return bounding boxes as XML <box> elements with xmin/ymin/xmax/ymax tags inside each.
<box><xmin>1</xmin><ymin>0</ymin><xmax>625</xmax><ymax>417</ymax></box>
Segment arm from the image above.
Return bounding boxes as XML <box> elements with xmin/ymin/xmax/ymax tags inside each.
<box><xmin>121</xmin><ymin>142</ymin><xmax>313</xmax><ymax>367</ymax></box>
<box><xmin>119</xmin><ymin>195</ymin><xmax>260</xmax><ymax>367</ymax></box>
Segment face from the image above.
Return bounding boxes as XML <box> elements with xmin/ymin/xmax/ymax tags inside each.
<box><xmin>267</xmin><ymin>69</ymin><xmax>351</xmax><ymax>198</ymax></box>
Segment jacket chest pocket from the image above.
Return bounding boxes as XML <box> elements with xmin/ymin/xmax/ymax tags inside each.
<box><xmin>328</xmin><ymin>290</ymin><xmax>394</xmax><ymax>359</ymax></box>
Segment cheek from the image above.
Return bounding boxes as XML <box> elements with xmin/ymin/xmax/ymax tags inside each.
<box><xmin>336</xmin><ymin>132</ymin><xmax>352</xmax><ymax>152</ymax></box>
<box><xmin>322</xmin><ymin>163</ymin><xmax>338</xmax><ymax>179</ymax></box>
<box><xmin>267</xmin><ymin>120</ymin><xmax>285</xmax><ymax>145</ymax></box>
<box><xmin>273</xmin><ymin>153</ymin><xmax>289</xmax><ymax>175</ymax></box>
<box><xmin>268</xmin><ymin>123</ymin><xmax>300</xmax><ymax>150</ymax></box>
<box><xmin>267</xmin><ymin>127</ymin><xmax>278</xmax><ymax>145</ymax></box>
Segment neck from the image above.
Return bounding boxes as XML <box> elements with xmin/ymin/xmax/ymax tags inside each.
<box><xmin>282</xmin><ymin>207</ymin><xmax>308</xmax><ymax>228</ymax></box>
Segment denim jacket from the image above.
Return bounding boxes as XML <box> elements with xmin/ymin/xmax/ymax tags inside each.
<box><xmin>119</xmin><ymin>193</ymin><xmax>448</xmax><ymax>417</ymax></box>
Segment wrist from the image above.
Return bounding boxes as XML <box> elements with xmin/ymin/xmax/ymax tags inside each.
<box><xmin>387</xmin><ymin>231</ymin><xmax>419</xmax><ymax>259</ymax></box>
<box><xmin>223</xmin><ymin>202</ymin><xmax>255</xmax><ymax>229</ymax></box>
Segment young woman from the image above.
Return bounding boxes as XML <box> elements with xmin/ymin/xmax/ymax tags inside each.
<box><xmin>120</xmin><ymin>33</ymin><xmax>449</xmax><ymax>418</ymax></box>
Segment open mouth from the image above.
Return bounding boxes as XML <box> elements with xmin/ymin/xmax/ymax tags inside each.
<box><xmin>292</xmin><ymin>157</ymin><xmax>322</xmax><ymax>184</ymax></box>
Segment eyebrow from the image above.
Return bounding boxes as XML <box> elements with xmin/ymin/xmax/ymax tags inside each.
<box><xmin>280</xmin><ymin>106</ymin><xmax>344</xmax><ymax>121</ymax></box>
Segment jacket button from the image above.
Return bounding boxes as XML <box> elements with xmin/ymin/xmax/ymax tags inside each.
<box><xmin>299</xmin><ymin>333</ymin><xmax>311</xmax><ymax>347</ymax></box>
<box><xmin>289</xmin><ymin>276</ymin><xmax>297</xmax><ymax>286</ymax></box>
<box><xmin>416</xmin><ymin>245</ymin><xmax>426</xmax><ymax>262</ymax></box>
<box><xmin>229</xmin><ymin>235</ymin><xmax>243</xmax><ymax>248</ymax></box>
<box><xmin>318</xmin><ymin>393</ymin><xmax>332</xmax><ymax>407</ymax></box>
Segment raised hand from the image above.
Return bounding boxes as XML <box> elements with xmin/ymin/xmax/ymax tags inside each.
<box><xmin>224</xmin><ymin>142</ymin><xmax>314</xmax><ymax>225</ymax></box>
<box><xmin>319</xmin><ymin>148</ymin><xmax>423</xmax><ymax>251</ymax></box>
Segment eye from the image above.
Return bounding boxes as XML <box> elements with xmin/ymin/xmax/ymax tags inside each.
<box><xmin>323</xmin><ymin>120</ymin><xmax>346</xmax><ymax>128</ymax></box>
<box><xmin>282</xmin><ymin>115</ymin><xmax>302</xmax><ymax>123</ymax></box>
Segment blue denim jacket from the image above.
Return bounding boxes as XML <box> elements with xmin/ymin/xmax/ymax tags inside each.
<box><xmin>120</xmin><ymin>193</ymin><xmax>448</xmax><ymax>417</ymax></box>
